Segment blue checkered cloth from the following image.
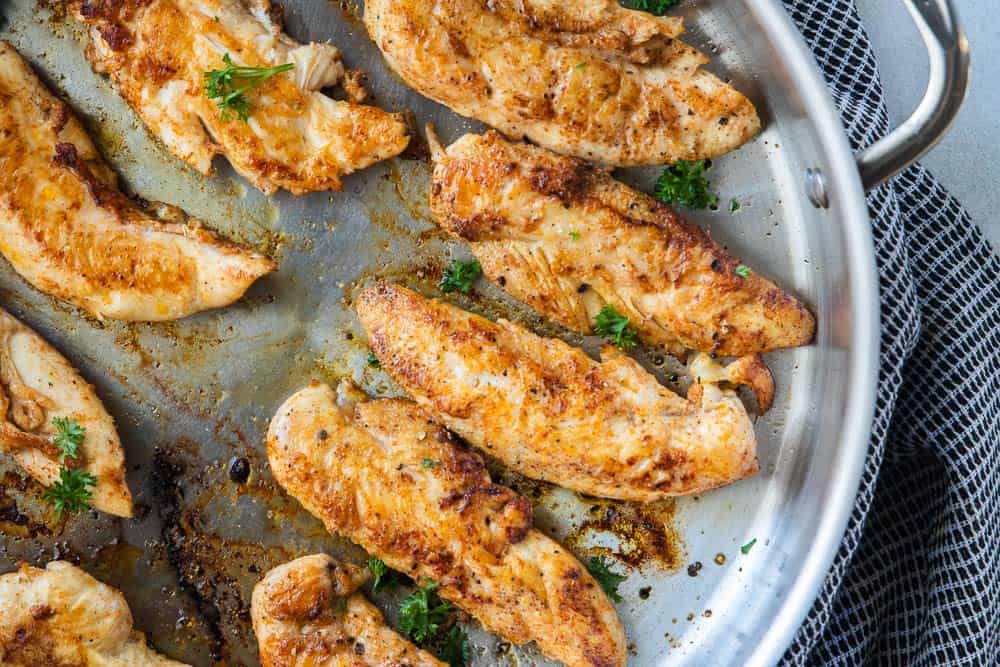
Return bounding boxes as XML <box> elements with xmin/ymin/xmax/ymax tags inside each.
<box><xmin>778</xmin><ymin>1</ymin><xmax>1000</xmax><ymax>664</ymax></box>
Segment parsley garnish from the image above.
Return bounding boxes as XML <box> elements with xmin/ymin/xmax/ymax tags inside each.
<box><xmin>368</xmin><ymin>557</ymin><xmax>398</xmax><ymax>594</ymax></box>
<box><xmin>367</xmin><ymin>351</ymin><xmax>381</xmax><ymax>369</ymax></box>
<box><xmin>730</xmin><ymin>198</ymin><xmax>741</xmax><ymax>213</ymax></box>
<box><xmin>654</xmin><ymin>160</ymin><xmax>718</xmax><ymax>209</ymax></box>
<box><xmin>735</xmin><ymin>264</ymin><xmax>751</xmax><ymax>278</ymax></box>
<box><xmin>43</xmin><ymin>468</ymin><xmax>96</xmax><ymax>518</ymax></box>
<box><xmin>628</xmin><ymin>0</ymin><xmax>680</xmax><ymax>14</ymax></box>
<box><xmin>421</xmin><ymin>458</ymin><xmax>439</xmax><ymax>469</ymax></box>
<box><xmin>439</xmin><ymin>259</ymin><xmax>482</xmax><ymax>294</ymax></box>
<box><xmin>52</xmin><ymin>417</ymin><xmax>85</xmax><ymax>462</ymax></box>
<box><xmin>740</xmin><ymin>538</ymin><xmax>757</xmax><ymax>554</ymax></box>
<box><xmin>575</xmin><ymin>62</ymin><xmax>586</xmax><ymax>71</ymax></box>
<box><xmin>204</xmin><ymin>54</ymin><xmax>294</xmax><ymax>122</ymax></box>
<box><xmin>437</xmin><ymin>625</ymin><xmax>472</xmax><ymax>667</ymax></box>
<box><xmin>593</xmin><ymin>305</ymin><xmax>639</xmax><ymax>349</ymax></box>
<box><xmin>586</xmin><ymin>556</ymin><xmax>627</xmax><ymax>603</ymax></box>
<box><xmin>399</xmin><ymin>579</ymin><xmax>453</xmax><ymax>644</ymax></box>
<box><xmin>569</xmin><ymin>230</ymin><xmax>581</xmax><ymax>241</ymax></box>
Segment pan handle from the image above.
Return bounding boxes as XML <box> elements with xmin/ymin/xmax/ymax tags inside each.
<box><xmin>855</xmin><ymin>0</ymin><xmax>970</xmax><ymax>190</ymax></box>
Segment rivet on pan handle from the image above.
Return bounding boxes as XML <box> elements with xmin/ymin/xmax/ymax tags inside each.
<box><xmin>856</xmin><ymin>0</ymin><xmax>970</xmax><ymax>190</ymax></box>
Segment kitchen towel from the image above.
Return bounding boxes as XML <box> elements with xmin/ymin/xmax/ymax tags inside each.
<box><xmin>780</xmin><ymin>1</ymin><xmax>1000</xmax><ymax>664</ymax></box>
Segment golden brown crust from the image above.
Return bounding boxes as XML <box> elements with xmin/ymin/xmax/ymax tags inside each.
<box><xmin>266</xmin><ymin>382</ymin><xmax>627</xmax><ymax>667</ymax></box>
<box><xmin>355</xmin><ymin>283</ymin><xmax>760</xmax><ymax>501</ymax></box>
<box><xmin>429</xmin><ymin>130</ymin><xmax>816</xmax><ymax>357</ymax></box>
<box><xmin>251</xmin><ymin>554</ymin><xmax>444</xmax><ymax>667</ymax></box>
<box><xmin>0</xmin><ymin>42</ymin><xmax>275</xmax><ymax>321</ymax></box>
<box><xmin>365</xmin><ymin>0</ymin><xmax>759</xmax><ymax>165</ymax></box>
<box><xmin>0</xmin><ymin>562</ymin><xmax>187</xmax><ymax>666</ymax></box>
<box><xmin>71</xmin><ymin>0</ymin><xmax>410</xmax><ymax>194</ymax></box>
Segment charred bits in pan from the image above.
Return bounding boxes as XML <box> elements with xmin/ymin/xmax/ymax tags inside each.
<box><xmin>565</xmin><ymin>498</ymin><xmax>682</xmax><ymax>570</ymax></box>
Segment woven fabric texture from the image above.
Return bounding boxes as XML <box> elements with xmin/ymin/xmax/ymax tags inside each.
<box><xmin>778</xmin><ymin>1</ymin><xmax>1000</xmax><ymax>664</ymax></box>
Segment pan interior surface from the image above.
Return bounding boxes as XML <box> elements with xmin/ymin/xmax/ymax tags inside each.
<box><xmin>0</xmin><ymin>1</ymin><xmax>876</xmax><ymax>665</ymax></box>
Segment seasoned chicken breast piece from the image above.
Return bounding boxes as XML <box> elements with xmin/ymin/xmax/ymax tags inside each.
<box><xmin>70</xmin><ymin>0</ymin><xmax>410</xmax><ymax>194</ymax></box>
<box><xmin>356</xmin><ymin>284</ymin><xmax>765</xmax><ymax>501</ymax></box>
<box><xmin>0</xmin><ymin>307</ymin><xmax>132</xmax><ymax>517</ymax></box>
<box><xmin>0</xmin><ymin>561</ymin><xmax>187</xmax><ymax>666</ymax></box>
<box><xmin>365</xmin><ymin>0</ymin><xmax>759</xmax><ymax>165</ymax></box>
<box><xmin>268</xmin><ymin>381</ymin><xmax>627</xmax><ymax>667</ymax></box>
<box><xmin>429</xmin><ymin>130</ymin><xmax>815</xmax><ymax>357</ymax></box>
<box><xmin>252</xmin><ymin>553</ymin><xmax>445</xmax><ymax>667</ymax></box>
<box><xmin>0</xmin><ymin>42</ymin><xmax>275</xmax><ymax>321</ymax></box>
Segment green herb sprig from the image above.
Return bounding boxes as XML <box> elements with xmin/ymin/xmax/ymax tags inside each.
<box><xmin>367</xmin><ymin>557</ymin><xmax>399</xmax><ymax>595</ymax></box>
<box><xmin>628</xmin><ymin>0</ymin><xmax>681</xmax><ymax>15</ymax></box>
<box><xmin>367</xmin><ymin>351</ymin><xmax>382</xmax><ymax>369</ymax></box>
<box><xmin>593</xmin><ymin>305</ymin><xmax>640</xmax><ymax>350</ymax></box>
<box><xmin>399</xmin><ymin>579</ymin><xmax>453</xmax><ymax>644</ymax></box>
<box><xmin>586</xmin><ymin>555</ymin><xmax>627</xmax><ymax>603</ymax></box>
<box><xmin>204</xmin><ymin>54</ymin><xmax>294</xmax><ymax>122</ymax></box>
<box><xmin>437</xmin><ymin>625</ymin><xmax>472</xmax><ymax>667</ymax></box>
<box><xmin>44</xmin><ymin>417</ymin><xmax>96</xmax><ymax>517</ymax></box>
<box><xmin>654</xmin><ymin>160</ymin><xmax>718</xmax><ymax>210</ymax></box>
<box><xmin>44</xmin><ymin>468</ymin><xmax>96</xmax><ymax>518</ymax></box>
<box><xmin>439</xmin><ymin>259</ymin><xmax>482</xmax><ymax>294</ymax></box>
<box><xmin>52</xmin><ymin>416</ymin><xmax>85</xmax><ymax>462</ymax></box>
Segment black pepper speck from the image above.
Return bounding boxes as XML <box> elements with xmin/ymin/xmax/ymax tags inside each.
<box><xmin>228</xmin><ymin>457</ymin><xmax>250</xmax><ymax>484</ymax></box>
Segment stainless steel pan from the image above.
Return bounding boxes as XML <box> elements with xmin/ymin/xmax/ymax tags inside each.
<box><xmin>0</xmin><ymin>0</ymin><xmax>969</xmax><ymax>664</ymax></box>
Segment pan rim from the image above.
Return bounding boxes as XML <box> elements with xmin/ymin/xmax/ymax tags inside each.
<box><xmin>740</xmin><ymin>1</ymin><xmax>880</xmax><ymax>665</ymax></box>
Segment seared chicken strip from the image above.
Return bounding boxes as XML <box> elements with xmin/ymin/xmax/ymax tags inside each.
<box><xmin>356</xmin><ymin>284</ymin><xmax>766</xmax><ymax>501</ymax></box>
<box><xmin>0</xmin><ymin>307</ymin><xmax>132</xmax><ymax>517</ymax></box>
<box><xmin>0</xmin><ymin>42</ymin><xmax>275</xmax><ymax>321</ymax></box>
<box><xmin>429</xmin><ymin>130</ymin><xmax>815</xmax><ymax>357</ymax></box>
<box><xmin>252</xmin><ymin>554</ymin><xmax>444</xmax><ymax>667</ymax></box>
<box><xmin>0</xmin><ymin>561</ymin><xmax>187</xmax><ymax>666</ymax></box>
<box><xmin>268</xmin><ymin>381</ymin><xmax>627</xmax><ymax>667</ymax></box>
<box><xmin>365</xmin><ymin>0</ymin><xmax>759</xmax><ymax>165</ymax></box>
<box><xmin>70</xmin><ymin>0</ymin><xmax>410</xmax><ymax>194</ymax></box>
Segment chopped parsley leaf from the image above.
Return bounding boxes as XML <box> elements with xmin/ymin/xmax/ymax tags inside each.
<box><xmin>628</xmin><ymin>0</ymin><xmax>680</xmax><ymax>15</ymax></box>
<box><xmin>569</xmin><ymin>230</ymin><xmax>581</xmax><ymax>241</ymax></box>
<box><xmin>52</xmin><ymin>416</ymin><xmax>85</xmax><ymax>462</ymax></box>
<box><xmin>593</xmin><ymin>305</ymin><xmax>639</xmax><ymax>350</ymax></box>
<box><xmin>367</xmin><ymin>350</ymin><xmax>381</xmax><ymax>369</ymax></box>
<box><xmin>740</xmin><ymin>538</ymin><xmax>757</xmax><ymax>554</ymax></box>
<box><xmin>204</xmin><ymin>54</ymin><xmax>294</xmax><ymax>122</ymax></box>
<box><xmin>586</xmin><ymin>555</ymin><xmax>627</xmax><ymax>603</ymax></box>
<box><xmin>735</xmin><ymin>264</ymin><xmax>752</xmax><ymax>278</ymax></box>
<box><xmin>730</xmin><ymin>198</ymin><xmax>741</xmax><ymax>213</ymax></box>
<box><xmin>43</xmin><ymin>468</ymin><xmax>96</xmax><ymax>518</ymax></box>
<box><xmin>399</xmin><ymin>579</ymin><xmax>453</xmax><ymax>644</ymax></box>
<box><xmin>367</xmin><ymin>557</ymin><xmax>397</xmax><ymax>594</ymax></box>
<box><xmin>436</xmin><ymin>625</ymin><xmax>472</xmax><ymax>667</ymax></box>
<box><xmin>439</xmin><ymin>259</ymin><xmax>482</xmax><ymax>294</ymax></box>
<box><xmin>654</xmin><ymin>160</ymin><xmax>718</xmax><ymax>209</ymax></box>
<box><xmin>421</xmin><ymin>458</ymin><xmax>439</xmax><ymax>469</ymax></box>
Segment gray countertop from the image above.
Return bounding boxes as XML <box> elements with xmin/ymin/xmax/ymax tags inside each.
<box><xmin>857</xmin><ymin>0</ymin><xmax>999</xmax><ymax>247</ymax></box>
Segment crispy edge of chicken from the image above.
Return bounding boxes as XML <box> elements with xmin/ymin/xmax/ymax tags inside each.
<box><xmin>267</xmin><ymin>380</ymin><xmax>627</xmax><ymax>667</ymax></box>
<box><xmin>356</xmin><ymin>283</ymin><xmax>768</xmax><ymax>502</ymax></box>
<box><xmin>364</xmin><ymin>0</ymin><xmax>759</xmax><ymax>166</ymax></box>
<box><xmin>0</xmin><ymin>307</ymin><xmax>132</xmax><ymax>518</ymax></box>
<box><xmin>0</xmin><ymin>42</ymin><xmax>276</xmax><ymax>322</ymax></box>
<box><xmin>0</xmin><ymin>561</ymin><xmax>188</xmax><ymax>666</ymax></box>
<box><xmin>70</xmin><ymin>0</ymin><xmax>410</xmax><ymax>195</ymax></box>
<box><xmin>428</xmin><ymin>129</ymin><xmax>816</xmax><ymax>358</ymax></box>
<box><xmin>251</xmin><ymin>553</ymin><xmax>445</xmax><ymax>667</ymax></box>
